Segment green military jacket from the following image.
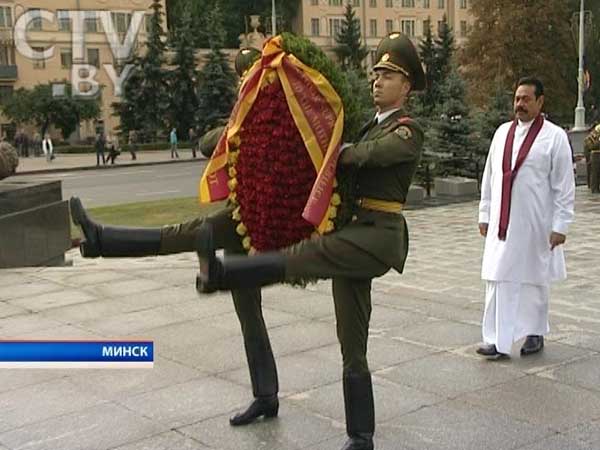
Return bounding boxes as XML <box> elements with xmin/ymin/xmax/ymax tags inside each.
<box><xmin>336</xmin><ymin>109</ymin><xmax>424</xmax><ymax>273</ymax></box>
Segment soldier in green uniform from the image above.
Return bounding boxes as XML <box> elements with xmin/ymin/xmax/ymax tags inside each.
<box><xmin>199</xmin><ymin>47</ymin><xmax>261</xmax><ymax>158</ymax></box>
<box><xmin>70</xmin><ymin>47</ymin><xmax>280</xmax><ymax>427</ymax></box>
<box><xmin>195</xmin><ymin>33</ymin><xmax>425</xmax><ymax>450</ymax></box>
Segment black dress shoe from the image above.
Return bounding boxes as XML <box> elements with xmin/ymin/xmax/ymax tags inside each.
<box><xmin>521</xmin><ymin>335</ymin><xmax>544</xmax><ymax>355</ymax></box>
<box><xmin>476</xmin><ymin>344</ymin><xmax>509</xmax><ymax>359</ymax></box>
<box><xmin>229</xmin><ymin>396</ymin><xmax>279</xmax><ymax>426</ymax></box>
<box><xmin>341</xmin><ymin>435</ymin><xmax>374</xmax><ymax>450</ymax></box>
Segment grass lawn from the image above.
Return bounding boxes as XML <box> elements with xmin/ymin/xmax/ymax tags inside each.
<box><xmin>70</xmin><ymin>197</ymin><xmax>226</xmax><ymax>239</ymax></box>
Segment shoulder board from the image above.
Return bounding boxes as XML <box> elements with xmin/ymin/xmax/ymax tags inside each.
<box><xmin>398</xmin><ymin>116</ymin><xmax>414</xmax><ymax>125</ymax></box>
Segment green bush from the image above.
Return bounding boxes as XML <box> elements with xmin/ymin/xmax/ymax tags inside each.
<box><xmin>54</xmin><ymin>141</ymin><xmax>193</xmax><ymax>154</ymax></box>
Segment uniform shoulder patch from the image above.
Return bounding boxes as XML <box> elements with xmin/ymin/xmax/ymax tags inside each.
<box><xmin>395</xmin><ymin>125</ymin><xmax>412</xmax><ymax>140</ymax></box>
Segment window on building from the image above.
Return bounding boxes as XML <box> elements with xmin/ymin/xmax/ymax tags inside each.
<box><xmin>60</xmin><ymin>48</ymin><xmax>72</xmax><ymax>69</ymax></box>
<box><xmin>87</xmin><ymin>48</ymin><xmax>100</xmax><ymax>68</ymax></box>
<box><xmin>385</xmin><ymin>0</ymin><xmax>393</xmax><ymax>7</ymax></box>
<box><xmin>111</xmin><ymin>12</ymin><xmax>132</xmax><ymax>33</ymax></box>
<box><xmin>370</xmin><ymin>50</ymin><xmax>377</xmax><ymax>66</ymax></box>
<box><xmin>28</xmin><ymin>9</ymin><xmax>42</xmax><ymax>31</ymax></box>
<box><xmin>422</xmin><ymin>19</ymin><xmax>430</xmax><ymax>35</ymax></box>
<box><xmin>32</xmin><ymin>46</ymin><xmax>45</xmax><ymax>68</ymax></box>
<box><xmin>145</xmin><ymin>14</ymin><xmax>152</xmax><ymax>33</ymax></box>
<box><xmin>460</xmin><ymin>20</ymin><xmax>467</xmax><ymax>37</ymax></box>
<box><xmin>57</xmin><ymin>9</ymin><xmax>70</xmax><ymax>31</ymax></box>
<box><xmin>85</xmin><ymin>11</ymin><xmax>98</xmax><ymax>33</ymax></box>
<box><xmin>401</xmin><ymin>19</ymin><xmax>415</xmax><ymax>36</ymax></box>
<box><xmin>369</xmin><ymin>0</ymin><xmax>377</xmax><ymax>6</ymax></box>
<box><xmin>311</xmin><ymin>18</ymin><xmax>320</xmax><ymax>36</ymax></box>
<box><xmin>329</xmin><ymin>0</ymin><xmax>342</xmax><ymax>5</ymax></box>
<box><xmin>311</xmin><ymin>0</ymin><xmax>318</xmax><ymax>5</ymax></box>
<box><xmin>422</xmin><ymin>0</ymin><xmax>430</xmax><ymax>7</ymax></box>
<box><xmin>437</xmin><ymin>20</ymin><xmax>443</xmax><ymax>34</ymax></box>
<box><xmin>0</xmin><ymin>85</ymin><xmax>13</xmax><ymax>105</ymax></box>
<box><xmin>0</xmin><ymin>45</ymin><xmax>13</xmax><ymax>65</ymax></box>
<box><xmin>352</xmin><ymin>0</ymin><xmax>360</xmax><ymax>6</ymax></box>
<box><xmin>385</xmin><ymin>19</ymin><xmax>394</xmax><ymax>33</ymax></box>
<box><xmin>0</xmin><ymin>6</ymin><xmax>12</xmax><ymax>28</ymax></box>
<box><xmin>460</xmin><ymin>0</ymin><xmax>467</xmax><ymax>8</ymax></box>
<box><xmin>369</xmin><ymin>19</ymin><xmax>377</xmax><ymax>37</ymax></box>
<box><xmin>438</xmin><ymin>0</ymin><xmax>445</xmax><ymax>8</ymax></box>
<box><xmin>330</xmin><ymin>18</ymin><xmax>342</xmax><ymax>37</ymax></box>
<box><xmin>402</xmin><ymin>0</ymin><xmax>415</xmax><ymax>7</ymax></box>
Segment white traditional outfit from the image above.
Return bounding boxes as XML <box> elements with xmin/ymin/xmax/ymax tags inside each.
<box><xmin>478</xmin><ymin>116</ymin><xmax>575</xmax><ymax>354</ymax></box>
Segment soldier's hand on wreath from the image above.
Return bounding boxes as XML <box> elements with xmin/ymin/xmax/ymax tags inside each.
<box><xmin>549</xmin><ymin>231</ymin><xmax>566</xmax><ymax>250</ymax></box>
<box><xmin>479</xmin><ymin>223</ymin><xmax>488</xmax><ymax>237</ymax></box>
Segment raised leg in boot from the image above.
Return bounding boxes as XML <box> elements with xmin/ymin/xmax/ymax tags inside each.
<box><xmin>70</xmin><ymin>197</ymin><xmax>161</xmax><ymax>258</ymax></box>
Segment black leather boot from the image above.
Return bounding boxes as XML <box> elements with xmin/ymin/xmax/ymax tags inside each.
<box><xmin>230</xmin><ymin>338</ymin><xmax>279</xmax><ymax>426</ymax></box>
<box><xmin>70</xmin><ymin>197</ymin><xmax>161</xmax><ymax>258</ymax></box>
<box><xmin>341</xmin><ymin>371</ymin><xmax>374</xmax><ymax>450</ymax></box>
<box><xmin>195</xmin><ymin>222</ymin><xmax>285</xmax><ymax>293</ymax></box>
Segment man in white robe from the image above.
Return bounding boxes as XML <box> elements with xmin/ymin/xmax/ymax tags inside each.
<box><xmin>477</xmin><ymin>77</ymin><xmax>575</xmax><ymax>359</ymax></box>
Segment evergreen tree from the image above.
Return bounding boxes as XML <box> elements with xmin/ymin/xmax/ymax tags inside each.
<box><xmin>416</xmin><ymin>17</ymin><xmax>437</xmax><ymax>114</ymax></box>
<box><xmin>195</xmin><ymin>4</ymin><xmax>237</xmax><ymax>134</ymax></box>
<box><xmin>433</xmin><ymin>15</ymin><xmax>454</xmax><ymax>105</ymax></box>
<box><xmin>334</xmin><ymin>3</ymin><xmax>368</xmax><ymax>72</ymax></box>
<box><xmin>136</xmin><ymin>0</ymin><xmax>170</xmax><ymax>140</ymax></box>
<box><xmin>431</xmin><ymin>69</ymin><xmax>479</xmax><ymax>178</ymax></box>
<box><xmin>168</xmin><ymin>0</ymin><xmax>199</xmax><ymax>137</ymax></box>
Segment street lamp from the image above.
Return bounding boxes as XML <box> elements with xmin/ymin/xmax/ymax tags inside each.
<box><xmin>570</xmin><ymin>0</ymin><xmax>588</xmax><ymax>157</ymax></box>
<box><xmin>574</xmin><ymin>0</ymin><xmax>586</xmax><ymax>130</ymax></box>
<box><xmin>272</xmin><ymin>0</ymin><xmax>276</xmax><ymax>36</ymax></box>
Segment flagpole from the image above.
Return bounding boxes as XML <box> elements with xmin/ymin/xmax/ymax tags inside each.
<box><xmin>574</xmin><ymin>0</ymin><xmax>586</xmax><ymax>130</ymax></box>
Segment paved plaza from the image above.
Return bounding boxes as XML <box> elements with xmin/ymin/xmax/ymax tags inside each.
<box><xmin>0</xmin><ymin>186</ymin><xmax>599</xmax><ymax>450</ymax></box>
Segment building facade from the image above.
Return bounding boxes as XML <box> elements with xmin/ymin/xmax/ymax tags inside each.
<box><xmin>294</xmin><ymin>0</ymin><xmax>473</xmax><ymax>67</ymax></box>
<box><xmin>0</xmin><ymin>0</ymin><xmax>167</xmax><ymax>141</ymax></box>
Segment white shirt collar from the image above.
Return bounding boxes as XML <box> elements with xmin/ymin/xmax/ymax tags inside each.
<box><xmin>375</xmin><ymin>108</ymin><xmax>401</xmax><ymax>124</ymax></box>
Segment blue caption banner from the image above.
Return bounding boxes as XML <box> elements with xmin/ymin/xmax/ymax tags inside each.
<box><xmin>0</xmin><ymin>340</ymin><xmax>154</xmax><ymax>368</ymax></box>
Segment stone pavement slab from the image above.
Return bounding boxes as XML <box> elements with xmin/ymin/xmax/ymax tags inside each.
<box><xmin>0</xmin><ymin>186</ymin><xmax>599</xmax><ymax>449</ymax></box>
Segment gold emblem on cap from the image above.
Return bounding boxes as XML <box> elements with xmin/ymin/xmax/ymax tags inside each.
<box><xmin>389</xmin><ymin>32</ymin><xmax>401</xmax><ymax>39</ymax></box>
<box><xmin>381</xmin><ymin>53</ymin><xmax>390</xmax><ymax>62</ymax></box>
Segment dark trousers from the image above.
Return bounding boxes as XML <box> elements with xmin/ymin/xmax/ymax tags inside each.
<box><xmin>96</xmin><ymin>149</ymin><xmax>105</xmax><ymax>165</ymax></box>
<box><xmin>160</xmin><ymin>208</ymin><xmax>278</xmax><ymax>397</ymax></box>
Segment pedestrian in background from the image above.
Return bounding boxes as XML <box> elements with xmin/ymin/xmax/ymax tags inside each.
<box><xmin>128</xmin><ymin>130</ymin><xmax>138</xmax><ymax>160</ymax></box>
<box><xmin>170</xmin><ymin>127</ymin><xmax>179</xmax><ymax>159</ymax></box>
<box><xmin>95</xmin><ymin>131</ymin><xmax>106</xmax><ymax>166</ymax></box>
<box><xmin>42</xmin><ymin>134</ymin><xmax>54</xmax><ymax>162</ymax></box>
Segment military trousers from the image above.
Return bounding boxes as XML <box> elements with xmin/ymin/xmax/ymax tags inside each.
<box><xmin>161</xmin><ymin>207</ymin><xmax>278</xmax><ymax>398</ymax></box>
<box><xmin>283</xmin><ymin>229</ymin><xmax>391</xmax><ymax>375</ymax></box>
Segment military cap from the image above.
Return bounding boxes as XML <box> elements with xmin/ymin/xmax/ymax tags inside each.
<box><xmin>373</xmin><ymin>32</ymin><xmax>426</xmax><ymax>91</ymax></box>
<box><xmin>234</xmin><ymin>47</ymin><xmax>261</xmax><ymax>77</ymax></box>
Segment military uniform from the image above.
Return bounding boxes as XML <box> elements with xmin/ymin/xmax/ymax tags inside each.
<box><xmin>70</xmin><ymin>47</ymin><xmax>278</xmax><ymax>427</ymax></box>
<box><xmin>197</xmin><ymin>33</ymin><xmax>426</xmax><ymax>450</ymax></box>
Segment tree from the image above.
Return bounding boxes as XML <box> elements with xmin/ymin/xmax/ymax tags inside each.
<box><xmin>334</xmin><ymin>3</ymin><xmax>368</xmax><ymax>72</ymax></box>
<box><xmin>431</xmin><ymin>69</ymin><xmax>481</xmax><ymax>178</ymax></box>
<box><xmin>461</xmin><ymin>0</ymin><xmax>577</xmax><ymax>124</ymax></box>
<box><xmin>195</xmin><ymin>5</ymin><xmax>237</xmax><ymax>134</ymax></box>
<box><xmin>112</xmin><ymin>0</ymin><xmax>169</xmax><ymax>141</ymax></box>
<box><xmin>416</xmin><ymin>17</ymin><xmax>437</xmax><ymax>114</ymax></box>
<box><xmin>167</xmin><ymin>0</ymin><xmax>300</xmax><ymax>48</ymax></box>
<box><xmin>168</xmin><ymin>0</ymin><xmax>199</xmax><ymax>137</ymax></box>
<box><xmin>2</xmin><ymin>83</ymin><xmax>101</xmax><ymax>139</ymax></box>
<box><xmin>137</xmin><ymin>0</ymin><xmax>170</xmax><ymax>139</ymax></box>
<box><xmin>432</xmin><ymin>15</ymin><xmax>455</xmax><ymax>105</ymax></box>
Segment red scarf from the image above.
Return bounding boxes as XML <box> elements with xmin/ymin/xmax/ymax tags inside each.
<box><xmin>498</xmin><ymin>114</ymin><xmax>544</xmax><ymax>240</ymax></box>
